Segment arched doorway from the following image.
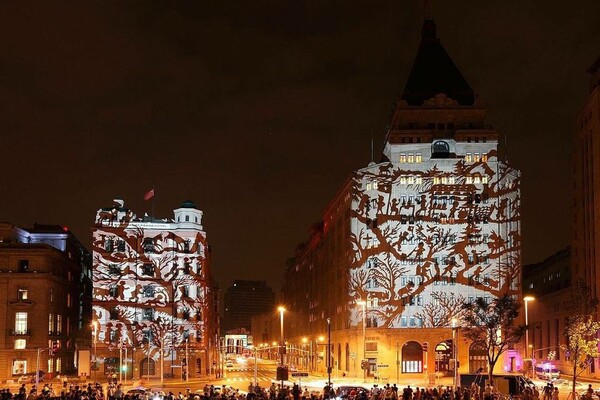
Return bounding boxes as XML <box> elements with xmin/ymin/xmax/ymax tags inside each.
<box><xmin>402</xmin><ymin>341</ymin><xmax>423</xmax><ymax>373</ymax></box>
<box><xmin>435</xmin><ymin>340</ymin><xmax>453</xmax><ymax>375</ymax></box>
<box><xmin>140</xmin><ymin>358</ymin><xmax>156</xmax><ymax>376</ymax></box>
<box><xmin>469</xmin><ymin>343</ymin><xmax>488</xmax><ymax>373</ymax></box>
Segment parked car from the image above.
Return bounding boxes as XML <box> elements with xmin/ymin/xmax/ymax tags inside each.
<box><xmin>226</xmin><ymin>360</ymin><xmax>234</xmax><ymax>368</ymax></box>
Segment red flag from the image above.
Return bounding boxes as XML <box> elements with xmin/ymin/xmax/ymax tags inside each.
<box><xmin>144</xmin><ymin>188</ymin><xmax>155</xmax><ymax>201</ymax></box>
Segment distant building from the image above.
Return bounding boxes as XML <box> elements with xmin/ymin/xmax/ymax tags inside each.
<box><xmin>0</xmin><ymin>223</ymin><xmax>91</xmax><ymax>381</ymax></box>
<box><xmin>223</xmin><ymin>280</ymin><xmax>274</xmax><ymax>333</ymax></box>
<box><xmin>92</xmin><ymin>199</ymin><xmax>218</xmax><ymax>379</ymax></box>
<box><xmin>522</xmin><ymin>247</ymin><xmax>571</xmax><ymax>366</ymax></box>
<box><xmin>281</xmin><ymin>18</ymin><xmax>521</xmax><ymax>380</ymax></box>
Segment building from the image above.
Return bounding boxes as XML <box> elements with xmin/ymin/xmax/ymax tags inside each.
<box><xmin>522</xmin><ymin>247</ymin><xmax>573</xmax><ymax>376</ymax></box>
<box><xmin>223</xmin><ymin>280</ymin><xmax>275</xmax><ymax>334</ymax></box>
<box><xmin>571</xmin><ymin>55</ymin><xmax>600</xmax><ymax>378</ymax></box>
<box><xmin>0</xmin><ymin>223</ymin><xmax>91</xmax><ymax>381</ymax></box>
<box><xmin>573</xmin><ymin>56</ymin><xmax>600</xmax><ymax>300</ymax></box>
<box><xmin>92</xmin><ymin>199</ymin><xmax>218</xmax><ymax>380</ymax></box>
<box><xmin>281</xmin><ymin>18</ymin><xmax>521</xmax><ymax>380</ymax></box>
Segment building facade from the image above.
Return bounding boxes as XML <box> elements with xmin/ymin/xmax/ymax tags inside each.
<box><xmin>92</xmin><ymin>199</ymin><xmax>218</xmax><ymax>380</ymax></box>
<box><xmin>0</xmin><ymin>223</ymin><xmax>92</xmax><ymax>381</ymax></box>
<box><xmin>223</xmin><ymin>280</ymin><xmax>275</xmax><ymax>334</ymax></box>
<box><xmin>281</xmin><ymin>19</ymin><xmax>522</xmax><ymax>380</ymax></box>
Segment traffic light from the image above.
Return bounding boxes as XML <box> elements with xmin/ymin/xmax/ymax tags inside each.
<box><xmin>276</xmin><ymin>366</ymin><xmax>288</xmax><ymax>381</ymax></box>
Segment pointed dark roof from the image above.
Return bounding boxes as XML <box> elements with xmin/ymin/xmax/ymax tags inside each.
<box><xmin>401</xmin><ymin>19</ymin><xmax>475</xmax><ymax>106</ymax></box>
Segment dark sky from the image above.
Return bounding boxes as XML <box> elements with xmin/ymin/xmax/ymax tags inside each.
<box><xmin>1</xmin><ymin>1</ymin><xmax>599</xmax><ymax>293</ymax></box>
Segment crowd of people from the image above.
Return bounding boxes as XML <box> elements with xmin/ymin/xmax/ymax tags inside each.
<box><xmin>0</xmin><ymin>380</ymin><xmax>576</xmax><ymax>400</ymax></box>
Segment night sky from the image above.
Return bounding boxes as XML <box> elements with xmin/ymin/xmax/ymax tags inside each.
<box><xmin>1</xmin><ymin>2</ymin><xmax>599</xmax><ymax>293</ymax></box>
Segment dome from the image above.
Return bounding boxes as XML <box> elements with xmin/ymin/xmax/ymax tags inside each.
<box><xmin>180</xmin><ymin>200</ymin><xmax>197</xmax><ymax>209</ymax></box>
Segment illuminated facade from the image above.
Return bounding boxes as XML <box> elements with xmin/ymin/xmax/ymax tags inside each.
<box><xmin>92</xmin><ymin>199</ymin><xmax>217</xmax><ymax>379</ymax></box>
<box><xmin>0</xmin><ymin>223</ymin><xmax>91</xmax><ymax>381</ymax></box>
<box><xmin>282</xmin><ymin>19</ymin><xmax>521</xmax><ymax>379</ymax></box>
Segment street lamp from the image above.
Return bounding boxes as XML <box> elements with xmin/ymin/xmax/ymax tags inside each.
<box><xmin>451</xmin><ymin>318</ymin><xmax>458</xmax><ymax>391</ymax></box>
<box><xmin>92</xmin><ymin>320</ymin><xmax>99</xmax><ymax>382</ymax></box>
<box><xmin>357</xmin><ymin>299</ymin><xmax>367</xmax><ymax>382</ymax></box>
<box><xmin>278</xmin><ymin>306</ymin><xmax>286</xmax><ymax>387</ymax></box>
<box><xmin>524</xmin><ymin>296</ymin><xmax>535</xmax><ymax>360</ymax></box>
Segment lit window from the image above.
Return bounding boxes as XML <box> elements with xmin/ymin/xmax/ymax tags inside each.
<box><xmin>407</xmin><ymin>153</ymin><xmax>414</xmax><ymax>163</ymax></box>
<box><xmin>14</xmin><ymin>339</ymin><xmax>26</xmax><ymax>349</ymax></box>
<box><xmin>433</xmin><ymin>177</ymin><xmax>440</xmax><ymax>184</ymax></box>
<box><xmin>482</xmin><ymin>176</ymin><xmax>489</xmax><ymax>184</ymax></box>
<box><xmin>400</xmin><ymin>153</ymin><xmax>406</xmax><ymax>163</ymax></box>
<box><xmin>448</xmin><ymin>177</ymin><xmax>455</xmax><ymax>184</ymax></box>
<box><xmin>481</xmin><ymin>154</ymin><xmax>488</xmax><ymax>162</ymax></box>
<box><xmin>400</xmin><ymin>176</ymin><xmax>407</xmax><ymax>185</ymax></box>
<box><xmin>474</xmin><ymin>153</ymin><xmax>480</xmax><ymax>162</ymax></box>
<box><xmin>18</xmin><ymin>289</ymin><xmax>28</xmax><ymax>301</ymax></box>
<box><xmin>49</xmin><ymin>314</ymin><xmax>54</xmax><ymax>334</ymax></box>
<box><xmin>465</xmin><ymin>153</ymin><xmax>472</xmax><ymax>162</ymax></box>
<box><xmin>56</xmin><ymin>315</ymin><xmax>62</xmax><ymax>334</ymax></box>
<box><xmin>416</xmin><ymin>177</ymin><xmax>423</xmax><ymax>184</ymax></box>
<box><xmin>474</xmin><ymin>176</ymin><xmax>481</xmax><ymax>184</ymax></box>
<box><xmin>12</xmin><ymin>360</ymin><xmax>26</xmax><ymax>375</ymax></box>
<box><xmin>373</xmin><ymin>182</ymin><xmax>378</xmax><ymax>190</ymax></box>
<box><xmin>56</xmin><ymin>358</ymin><xmax>61</xmax><ymax>373</ymax></box>
<box><xmin>48</xmin><ymin>358</ymin><xmax>54</xmax><ymax>373</ymax></box>
<box><xmin>366</xmin><ymin>183</ymin><xmax>372</xmax><ymax>190</ymax></box>
<box><xmin>407</xmin><ymin>176</ymin><xmax>414</xmax><ymax>184</ymax></box>
<box><xmin>15</xmin><ymin>312</ymin><xmax>27</xmax><ymax>334</ymax></box>
<box><xmin>415</xmin><ymin>153</ymin><xmax>422</xmax><ymax>163</ymax></box>
<box><xmin>466</xmin><ymin>176</ymin><xmax>473</xmax><ymax>184</ymax></box>
<box><xmin>441</xmin><ymin>177</ymin><xmax>448</xmax><ymax>184</ymax></box>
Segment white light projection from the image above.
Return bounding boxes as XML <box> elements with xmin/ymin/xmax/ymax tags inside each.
<box><xmin>92</xmin><ymin>201</ymin><xmax>210</xmax><ymax>362</ymax></box>
<box><xmin>348</xmin><ymin>149</ymin><xmax>521</xmax><ymax>329</ymax></box>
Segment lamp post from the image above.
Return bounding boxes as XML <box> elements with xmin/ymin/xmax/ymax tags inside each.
<box><xmin>92</xmin><ymin>320</ymin><xmax>98</xmax><ymax>382</ymax></box>
<box><xmin>357</xmin><ymin>299</ymin><xmax>367</xmax><ymax>382</ymax></box>
<box><xmin>278</xmin><ymin>306</ymin><xmax>286</xmax><ymax>387</ymax></box>
<box><xmin>451</xmin><ymin>318</ymin><xmax>458</xmax><ymax>391</ymax></box>
<box><xmin>523</xmin><ymin>296</ymin><xmax>535</xmax><ymax>359</ymax></box>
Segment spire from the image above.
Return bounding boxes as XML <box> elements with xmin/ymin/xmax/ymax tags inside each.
<box><xmin>401</xmin><ymin>19</ymin><xmax>475</xmax><ymax>106</ymax></box>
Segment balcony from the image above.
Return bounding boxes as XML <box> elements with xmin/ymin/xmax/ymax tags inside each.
<box><xmin>9</xmin><ymin>329</ymin><xmax>31</xmax><ymax>336</ymax></box>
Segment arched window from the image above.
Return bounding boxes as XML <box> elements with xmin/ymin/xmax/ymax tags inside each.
<box><xmin>402</xmin><ymin>341</ymin><xmax>423</xmax><ymax>373</ymax></box>
<box><xmin>469</xmin><ymin>342</ymin><xmax>488</xmax><ymax>373</ymax></box>
<box><xmin>345</xmin><ymin>343</ymin><xmax>350</xmax><ymax>372</ymax></box>
<box><xmin>434</xmin><ymin>339</ymin><xmax>453</xmax><ymax>375</ymax></box>
<box><xmin>140</xmin><ymin>358</ymin><xmax>156</xmax><ymax>376</ymax></box>
<box><xmin>432</xmin><ymin>141</ymin><xmax>450</xmax><ymax>158</ymax></box>
<box><xmin>337</xmin><ymin>343</ymin><xmax>341</xmax><ymax>371</ymax></box>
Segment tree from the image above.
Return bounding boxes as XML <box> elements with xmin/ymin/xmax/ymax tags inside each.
<box><xmin>562</xmin><ymin>280</ymin><xmax>600</xmax><ymax>396</ymax></box>
<box><xmin>461</xmin><ymin>294</ymin><xmax>527</xmax><ymax>385</ymax></box>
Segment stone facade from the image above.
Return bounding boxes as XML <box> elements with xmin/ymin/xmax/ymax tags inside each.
<box><xmin>0</xmin><ymin>223</ymin><xmax>91</xmax><ymax>382</ymax></box>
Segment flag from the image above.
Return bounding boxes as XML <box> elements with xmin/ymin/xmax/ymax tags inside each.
<box><xmin>144</xmin><ymin>188</ymin><xmax>155</xmax><ymax>201</ymax></box>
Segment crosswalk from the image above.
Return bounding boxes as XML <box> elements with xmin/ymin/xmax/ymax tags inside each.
<box><xmin>226</xmin><ymin>368</ymin><xmax>273</xmax><ymax>372</ymax></box>
<box><xmin>223</xmin><ymin>377</ymin><xmax>276</xmax><ymax>383</ymax></box>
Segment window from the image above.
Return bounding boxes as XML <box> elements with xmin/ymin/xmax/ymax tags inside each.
<box><xmin>400</xmin><ymin>153</ymin><xmax>406</xmax><ymax>163</ymax></box>
<box><xmin>473</xmin><ymin>153</ymin><xmax>480</xmax><ymax>162</ymax></box>
<box><xmin>432</xmin><ymin>141</ymin><xmax>450</xmax><ymax>158</ymax></box>
<box><xmin>466</xmin><ymin>176</ymin><xmax>473</xmax><ymax>184</ymax></box>
<box><xmin>433</xmin><ymin>177</ymin><xmax>440</xmax><ymax>184</ymax></box>
<box><xmin>142</xmin><ymin>264</ymin><xmax>154</xmax><ymax>276</ymax></box>
<box><xmin>49</xmin><ymin>314</ymin><xmax>54</xmax><ymax>334</ymax></box>
<box><xmin>407</xmin><ymin>153</ymin><xmax>415</xmax><ymax>163</ymax></box>
<box><xmin>465</xmin><ymin>153</ymin><xmax>472</xmax><ymax>162</ymax></box>
<box><xmin>481</xmin><ymin>154</ymin><xmax>488</xmax><ymax>162</ymax></box>
<box><xmin>56</xmin><ymin>315</ymin><xmax>62</xmax><ymax>334</ymax></box>
<box><xmin>18</xmin><ymin>260</ymin><xmax>29</xmax><ymax>273</ymax></box>
<box><xmin>18</xmin><ymin>289</ymin><xmax>28</xmax><ymax>301</ymax></box>
<box><xmin>15</xmin><ymin>312</ymin><xmax>27</xmax><ymax>334</ymax></box>
<box><xmin>365</xmin><ymin>342</ymin><xmax>378</xmax><ymax>352</ymax></box>
<box><xmin>482</xmin><ymin>176</ymin><xmax>489</xmax><ymax>184</ymax></box>
<box><xmin>415</xmin><ymin>153</ymin><xmax>422</xmax><ymax>163</ymax></box>
<box><xmin>14</xmin><ymin>339</ymin><xmax>26</xmax><ymax>349</ymax></box>
<box><xmin>183</xmin><ymin>240</ymin><xmax>190</xmax><ymax>252</ymax></box>
<box><xmin>185</xmin><ymin>215</ymin><xmax>190</xmax><ymax>222</ymax></box>
<box><xmin>50</xmin><ymin>288</ymin><xmax>54</xmax><ymax>303</ymax></box>
<box><xmin>48</xmin><ymin>358</ymin><xmax>54</xmax><ymax>373</ymax></box>
<box><xmin>400</xmin><ymin>176</ymin><xmax>407</xmax><ymax>185</ymax></box>
<box><xmin>12</xmin><ymin>360</ymin><xmax>26</xmax><ymax>375</ymax></box>
<box><xmin>116</xmin><ymin>239</ymin><xmax>126</xmax><ymax>252</ymax></box>
<box><xmin>109</xmin><ymin>285</ymin><xmax>118</xmax><ymax>297</ymax></box>
<box><xmin>142</xmin><ymin>238</ymin><xmax>155</xmax><ymax>253</ymax></box>
<box><xmin>104</xmin><ymin>239</ymin><xmax>113</xmax><ymax>252</ymax></box>
<box><xmin>109</xmin><ymin>307</ymin><xmax>119</xmax><ymax>320</ymax></box>
<box><xmin>143</xmin><ymin>308</ymin><xmax>155</xmax><ymax>321</ymax></box>
<box><xmin>143</xmin><ymin>285</ymin><xmax>155</xmax><ymax>297</ymax></box>
<box><xmin>416</xmin><ymin>177</ymin><xmax>423</xmax><ymax>184</ymax></box>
